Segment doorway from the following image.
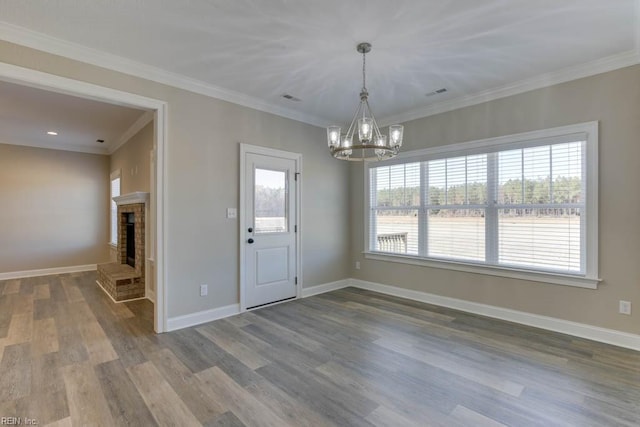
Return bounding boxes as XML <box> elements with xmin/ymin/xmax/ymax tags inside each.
<box><xmin>240</xmin><ymin>144</ymin><xmax>301</xmax><ymax>310</ymax></box>
<box><xmin>0</xmin><ymin>61</ymin><xmax>168</xmax><ymax>332</ymax></box>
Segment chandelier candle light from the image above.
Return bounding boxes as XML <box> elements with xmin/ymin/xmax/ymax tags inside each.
<box><xmin>326</xmin><ymin>42</ymin><xmax>404</xmax><ymax>161</ymax></box>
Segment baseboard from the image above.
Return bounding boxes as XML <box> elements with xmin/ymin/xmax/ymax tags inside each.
<box><xmin>167</xmin><ymin>304</ymin><xmax>240</xmax><ymax>332</ymax></box>
<box><xmin>302</xmin><ymin>279</ymin><xmax>350</xmax><ymax>298</ymax></box>
<box><xmin>349</xmin><ymin>279</ymin><xmax>640</xmax><ymax>352</ymax></box>
<box><xmin>0</xmin><ymin>264</ymin><xmax>97</xmax><ymax>280</ymax></box>
<box><xmin>165</xmin><ymin>279</ymin><xmax>349</xmax><ymax>331</ymax></box>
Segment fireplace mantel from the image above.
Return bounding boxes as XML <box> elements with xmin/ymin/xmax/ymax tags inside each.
<box><xmin>113</xmin><ymin>192</ymin><xmax>149</xmax><ymax>206</ymax></box>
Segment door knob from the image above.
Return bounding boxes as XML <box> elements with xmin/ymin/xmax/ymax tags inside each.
<box><xmin>247</xmin><ymin>238</ymin><xmax>254</xmax><ymax>244</ymax></box>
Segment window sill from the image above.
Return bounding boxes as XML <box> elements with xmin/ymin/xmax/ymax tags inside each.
<box><xmin>108</xmin><ymin>242</ymin><xmax>117</xmax><ymax>249</ymax></box>
<box><xmin>363</xmin><ymin>252</ymin><xmax>601</xmax><ymax>289</ymax></box>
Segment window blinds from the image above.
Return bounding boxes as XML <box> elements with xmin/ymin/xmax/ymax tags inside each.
<box><xmin>368</xmin><ymin>138</ymin><xmax>585</xmax><ymax>275</ymax></box>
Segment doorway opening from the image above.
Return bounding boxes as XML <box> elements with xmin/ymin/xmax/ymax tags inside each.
<box><xmin>0</xmin><ymin>62</ymin><xmax>168</xmax><ymax>332</ymax></box>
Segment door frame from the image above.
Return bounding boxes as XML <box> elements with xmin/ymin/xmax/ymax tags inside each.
<box><xmin>0</xmin><ymin>62</ymin><xmax>169</xmax><ymax>333</ymax></box>
<box><xmin>239</xmin><ymin>143</ymin><xmax>302</xmax><ymax>312</ymax></box>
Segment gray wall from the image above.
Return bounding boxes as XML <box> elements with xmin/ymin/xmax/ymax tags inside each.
<box><xmin>0</xmin><ymin>41</ymin><xmax>350</xmax><ymax>318</ymax></box>
<box><xmin>0</xmin><ymin>143</ymin><xmax>110</xmax><ymax>272</ymax></box>
<box><xmin>5</xmin><ymin>39</ymin><xmax>636</xmax><ymax>336</ymax></box>
<box><xmin>110</xmin><ymin>121</ymin><xmax>153</xmax><ymax>194</ymax></box>
<box><xmin>351</xmin><ymin>64</ymin><xmax>640</xmax><ymax>334</ymax></box>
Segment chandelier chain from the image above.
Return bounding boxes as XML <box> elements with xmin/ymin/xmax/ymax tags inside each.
<box><xmin>362</xmin><ymin>49</ymin><xmax>366</xmax><ymax>91</ymax></box>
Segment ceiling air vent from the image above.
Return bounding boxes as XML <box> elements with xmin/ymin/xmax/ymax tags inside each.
<box><xmin>282</xmin><ymin>94</ymin><xmax>301</xmax><ymax>102</ymax></box>
<box><xmin>426</xmin><ymin>88</ymin><xmax>447</xmax><ymax>97</ymax></box>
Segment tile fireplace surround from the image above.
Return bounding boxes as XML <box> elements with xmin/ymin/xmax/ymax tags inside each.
<box><xmin>97</xmin><ymin>192</ymin><xmax>148</xmax><ymax>302</ymax></box>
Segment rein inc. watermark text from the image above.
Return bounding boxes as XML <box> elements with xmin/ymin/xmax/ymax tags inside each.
<box><xmin>1</xmin><ymin>418</ymin><xmax>38</xmax><ymax>425</ymax></box>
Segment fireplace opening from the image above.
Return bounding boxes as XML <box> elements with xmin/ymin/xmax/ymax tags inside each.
<box><xmin>126</xmin><ymin>213</ymin><xmax>135</xmax><ymax>268</ymax></box>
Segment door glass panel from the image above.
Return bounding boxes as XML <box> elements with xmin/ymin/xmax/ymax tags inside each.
<box><xmin>255</xmin><ymin>168</ymin><xmax>287</xmax><ymax>233</ymax></box>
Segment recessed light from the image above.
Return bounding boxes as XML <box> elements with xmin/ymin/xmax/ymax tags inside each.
<box><xmin>47</xmin><ymin>131</ymin><xmax>58</xmax><ymax>136</ymax></box>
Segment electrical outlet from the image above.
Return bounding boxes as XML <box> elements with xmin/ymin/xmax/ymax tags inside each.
<box><xmin>619</xmin><ymin>300</ymin><xmax>631</xmax><ymax>315</ymax></box>
<box><xmin>355</xmin><ymin>261</ymin><xmax>361</xmax><ymax>270</ymax></box>
<box><xmin>200</xmin><ymin>284</ymin><xmax>208</xmax><ymax>297</ymax></box>
<box><xmin>227</xmin><ymin>208</ymin><xmax>237</xmax><ymax>219</ymax></box>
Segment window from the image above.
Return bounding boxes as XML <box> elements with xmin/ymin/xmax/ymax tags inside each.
<box><xmin>110</xmin><ymin>170</ymin><xmax>121</xmax><ymax>246</ymax></box>
<box><xmin>366</xmin><ymin>122</ymin><xmax>598</xmax><ymax>288</ymax></box>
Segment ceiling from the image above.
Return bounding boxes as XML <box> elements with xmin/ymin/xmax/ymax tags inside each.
<box><xmin>0</xmin><ymin>80</ymin><xmax>148</xmax><ymax>154</ymax></box>
<box><xmin>0</xmin><ymin>0</ymin><xmax>638</xmax><ymax>128</ymax></box>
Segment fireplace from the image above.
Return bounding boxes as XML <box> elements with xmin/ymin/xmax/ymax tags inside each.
<box><xmin>97</xmin><ymin>192</ymin><xmax>149</xmax><ymax>302</ymax></box>
<box><xmin>125</xmin><ymin>212</ymin><xmax>136</xmax><ymax>268</ymax></box>
<box><xmin>117</xmin><ymin>203</ymin><xmax>145</xmax><ymax>276</ymax></box>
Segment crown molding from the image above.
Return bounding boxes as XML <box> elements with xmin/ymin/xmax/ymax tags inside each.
<box><xmin>0</xmin><ymin>22</ymin><xmax>331</xmax><ymax>128</ymax></box>
<box><xmin>379</xmin><ymin>49</ymin><xmax>640</xmax><ymax>126</ymax></box>
<box><xmin>108</xmin><ymin>110</ymin><xmax>154</xmax><ymax>155</ymax></box>
<box><xmin>1</xmin><ymin>21</ymin><xmax>639</xmax><ymax>130</ymax></box>
<box><xmin>0</xmin><ymin>138</ymin><xmax>109</xmax><ymax>155</ymax></box>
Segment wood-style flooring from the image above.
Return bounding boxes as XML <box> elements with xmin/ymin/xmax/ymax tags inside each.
<box><xmin>0</xmin><ymin>271</ymin><xmax>639</xmax><ymax>426</ymax></box>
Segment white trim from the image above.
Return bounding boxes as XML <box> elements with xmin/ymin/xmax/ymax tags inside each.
<box><xmin>380</xmin><ymin>50</ymin><xmax>640</xmax><ymax>126</ymax></box>
<box><xmin>167</xmin><ymin>304</ymin><xmax>241</xmax><ymax>332</ymax></box>
<box><xmin>349</xmin><ymin>279</ymin><xmax>640</xmax><ymax>352</ymax></box>
<box><xmin>363</xmin><ymin>253</ymin><xmax>600</xmax><ymax>289</ymax></box>
<box><xmin>239</xmin><ymin>143</ymin><xmax>303</xmax><ymax>312</ymax></box>
<box><xmin>0</xmin><ymin>264</ymin><xmax>96</xmax><ymax>280</ymax></box>
<box><xmin>364</xmin><ymin>121</ymin><xmax>599</xmax><ymax>287</ymax></box>
<box><xmin>0</xmin><ymin>138</ymin><xmax>109</xmax><ymax>155</ymax></box>
<box><xmin>110</xmin><ymin>169</ymin><xmax>121</xmax><ymax>246</ymax></box>
<box><xmin>0</xmin><ymin>22</ymin><xmax>328</xmax><ymax>128</ymax></box>
<box><xmin>146</xmin><ymin>257</ymin><xmax>156</xmax><ymax>304</ymax></box>
<box><xmin>168</xmin><ymin>277</ymin><xmax>351</xmax><ymax>330</ymax></box>
<box><xmin>108</xmin><ymin>110</ymin><xmax>154</xmax><ymax>154</ymax></box>
<box><xmin>155</xmin><ymin>104</ymin><xmax>168</xmax><ymax>333</ymax></box>
<box><xmin>227</xmin><ymin>275</ymin><xmax>640</xmax><ymax>351</ymax></box>
<box><xmin>114</xmin><ymin>191</ymin><xmax>150</xmax><ymax>205</ymax></box>
<box><xmin>0</xmin><ymin>61</ymin><xmax>168</xmax><ymax>333</ymax></box>
<box><xmin>1</xmin><ymin>22</ymin><xmax>638</xmax><ymax>130</ymax></box>
<box><xmin>0</xmin><ymin>62</ymin><xmax>165</xmax><ymax>109</ymax></box>
<box><xmin>379</xmin><ymin>122</ymin><xmax>597</xmax><ymax>165</ymax></box>
<box><xmin>301</xmin><ymin>279</ymin><xmax>350</xmax><ymax>298</ymax></box>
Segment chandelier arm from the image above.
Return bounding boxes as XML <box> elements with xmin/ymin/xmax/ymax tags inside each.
<box><xmin>345</xmin><ymin>100</ymin><xmax>363</xmax><ymax>138</ymax></box>
<box><xmin>364</xmin><ymin>99</ymin><xmax>384</xmax><ymax>140</ymax></box>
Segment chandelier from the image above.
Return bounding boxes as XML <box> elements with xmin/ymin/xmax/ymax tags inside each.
<box><xmin>326</xmin><ymin>42</ymin><xmax>404</xmax><ymax>161</ymax></box>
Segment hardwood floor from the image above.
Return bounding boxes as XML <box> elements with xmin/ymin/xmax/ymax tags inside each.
<box><xmin>0</xmin><ymin>271</ymin><xmax>639</xmax><ymax>426</ymax></box>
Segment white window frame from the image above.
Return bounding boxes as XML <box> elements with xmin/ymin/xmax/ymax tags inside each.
<box><xmin>110</xmin><ymin>169</ymin><xmax>121</xmax><ymax>247</ymax></box>
<box><xmin>364</xmin><ymin>121</ymin><xmax>600</xmax><ymax>289</ymax></box>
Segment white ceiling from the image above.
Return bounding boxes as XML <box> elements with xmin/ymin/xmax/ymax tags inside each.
<box><xmin>0</xmin><ymin>0</ymin><xmax>638</xmax><ymax>128</ymax></box>
<box><xmin>0</xmin><ymin>80</ymin><xmax>148</xmax><ymax>154</ymax></box>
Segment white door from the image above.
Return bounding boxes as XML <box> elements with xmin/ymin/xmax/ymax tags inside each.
<box><xmin>243</xmin><ymin>150</ymin><xmax>298</xmax><ymax>309</ymax></box>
